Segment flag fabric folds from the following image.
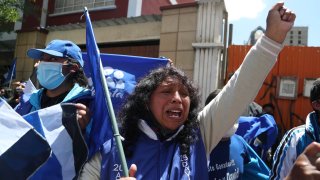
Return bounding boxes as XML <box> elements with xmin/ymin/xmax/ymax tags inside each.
<box><xmin>0</xmin><ymin>98</ymin><xmax>87</xmax><ymax>179</ymax></box>
<box><xmin>84</xmin><ymin>10</ymin><xmax>114</xmax><ymax>158</ymax></box>
<box><xmin>0</xmin><ymin>98</ymin><xmax>50</xmax><ymax>180</ymax></box>
<box><xmin>236</xmin><ymin>114</ymin><xmax>278</xmax><ymax>150</ymax></box>
<box><xmin>82</xmin><ymin>53</ymin><xmax>169</xmax><ymax>116</ymax></box>
<box><xmin>23</xmin><ymin>103</ymin><xmax>88</xmax><ymax>180</ymax></box>
<box><xmin>235</xmin><ymin>114</ymin><xmax>278</xmax><ymax>161</ymax></box>
<box><xmin>21</xmin><ymin>78</ymin><xmax>37</xmax><ymax>103</ymax></box>
<box><xmin>3</xmin><ymin>57</ymin><xmax>16</xmax><ymax>85</ymax></box>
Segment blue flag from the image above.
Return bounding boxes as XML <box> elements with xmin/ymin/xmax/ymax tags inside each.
<box><xmin>0</xmin><ymin>98</ymin><xmax>50</xmax><ymax>179</ymax></box>
<box><xmin>84</xmin><ymin>9</ymin><xmax>114</xmax><ymax>158</ymax></box>
<box><xmin>82</xmin><ymin>53</ymin><xmax>169</xmax><ymax>115</ymax></box>
<box><xmin>84</xmin><ymin>10</ymin><xmax>168</xmax><ymax>157</ymax></box>
<box><xmin>236</xmin><ymin>114</ymin><xmax>278</xmax><ymax>149</ymax></box>
<box><xmin>235</xmin><ymin>114</ymin><xmax>278</xmax><ymax>161</ymax></box>
<box><xmin>3</xmin><ymin>58</ymin><xmax>16</xmax><ymax>85</ymax></box>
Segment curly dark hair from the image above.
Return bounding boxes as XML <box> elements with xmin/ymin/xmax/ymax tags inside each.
<box><xmin>119</xmin><ymin>66</ymin><xmax>200</xmax><ymax>157</ymax></box>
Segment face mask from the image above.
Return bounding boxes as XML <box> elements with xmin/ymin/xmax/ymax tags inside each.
<box><xmin>37</xmin><ymin>62</ymin><xmax>66</xmax><ymax>90</ymax></box>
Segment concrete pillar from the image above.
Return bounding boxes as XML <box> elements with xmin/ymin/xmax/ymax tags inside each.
<box><xmin>193</xmin><ymin>0</ymin><xmax>226</xmax><ymax>105</ymax></box>
<box><xmin>14</xmin><ymin>31</ymin><xmax>47</xmax><ymax>82</ymax></box>
<box><xmin>159</xmin><ymin>3</ymin><xmax>198</xmax><ymax>78</ymax></box>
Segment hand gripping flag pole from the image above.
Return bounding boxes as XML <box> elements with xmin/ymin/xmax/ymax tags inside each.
<box><xmin>84</xmin><ymin>7</ymin><xmax>129</xmax><ymax>177</ymax></box>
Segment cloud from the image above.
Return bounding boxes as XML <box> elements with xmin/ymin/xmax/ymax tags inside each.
<box><xmin>225</xmin><ymin>0</ymin><xmax>266</xmax><ymax>21</ymax></box>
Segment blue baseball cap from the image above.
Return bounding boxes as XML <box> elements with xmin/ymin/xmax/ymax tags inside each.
<box><xmin>27</xmin><ymin>39</ymin><xmax>84</xmax><ymax>67</ymax></box>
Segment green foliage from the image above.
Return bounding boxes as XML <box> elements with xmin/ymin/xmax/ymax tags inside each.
<box><xmin>0</xmin><ymin>0</ymin><xmax>24</xmax><ymax>25</ymax></box>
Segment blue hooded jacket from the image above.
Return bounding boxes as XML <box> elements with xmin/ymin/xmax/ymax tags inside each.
<box><xmin>15</xmin><ymin>83</ymin><xmax>92</xmax><ymax>116</ymax></box>
<box><xmin>100</xmin><ymin>120</ymin><xmax>208</xmax><ymax>180</ymax></box>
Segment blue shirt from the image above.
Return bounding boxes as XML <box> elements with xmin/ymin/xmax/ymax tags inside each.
<box><xmin>208</xmin><ymin>134</ymin><xmax>269</xmax><ymax>180</ymax></box>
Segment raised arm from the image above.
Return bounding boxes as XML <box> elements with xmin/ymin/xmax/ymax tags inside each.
<box><xmin>265</xmin><ymin>2</ymin><xmax>296</xmax><ymax>43</ymax></box>
<box><xmin>198</xmin><ymin>2</ymin><xmax>296</xmax><ymax>155</ymax></box>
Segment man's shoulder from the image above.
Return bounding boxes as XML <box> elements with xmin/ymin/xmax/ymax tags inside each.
<box><xmin>284</xmin><ymin>125</ymin><xmax>306</xmax><ymax>138</ymax></box>
<box><xmin>281</xmin><ymin>125</ymin><xmax>309</xmax><ymax>147</ymax></box>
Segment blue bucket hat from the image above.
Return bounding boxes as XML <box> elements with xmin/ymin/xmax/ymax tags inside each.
<box><xmin>27</xmin><ymin>39</ymin><xmax>84</xmax><ymax>67</ymax></box>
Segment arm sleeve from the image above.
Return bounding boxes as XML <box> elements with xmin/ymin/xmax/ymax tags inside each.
<box><xmin>198</xmin><ymin>35</ymin><xmax>284</xmax><ymax>155</ymax></box>
<box><xmin>79</xmin><ymin>152</ymin><xmax>102</xmax><ymax>180</ymax></box>
<box><xmin>270</xmin><ymin>127</ymin><xmax>304</xmax><ymax>180</ymax></box>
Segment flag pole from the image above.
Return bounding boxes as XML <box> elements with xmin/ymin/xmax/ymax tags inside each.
<box><xmin>84</xmin><ymin>7</ymin><xmax>129</xmax><ymax>177</ymax></box>
<box><xmin>8</xmin><ymin>58</ymin><xmax>16</xmax><ymax>89</ymax></box>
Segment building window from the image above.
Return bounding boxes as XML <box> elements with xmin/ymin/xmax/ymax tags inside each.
<box><xmin>54</xmin><ymin>0</ymin><xmax>115</xmax><ymax>14</ymax></box>
<box><xmin>290</xmin><ymin>31</ymin><xmax>293</xmax><ymax>34</ymax></box>
<box><xmin>298</xmin><ymin>31</ymin><xmax>301</xmax><ymax>35</ymax></box>
<box><xmin>298</xmin><ymin>40</ymin><xmax>301</xmax><ymax>44</ymax></box>
<box><xmin>290</xmin><ymin>40</ymin><xmax>293</xmax><ymax>44</ymax></box>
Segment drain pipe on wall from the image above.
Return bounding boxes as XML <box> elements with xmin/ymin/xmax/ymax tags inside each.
<box><xmin>40</xmin><ymin>0</ymin><xmax>49</xmax><ymax>28</ymax></box>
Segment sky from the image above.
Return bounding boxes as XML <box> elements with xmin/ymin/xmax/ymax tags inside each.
<box><xmin>224</xmin><ymin>0</ymin><xmax>320</xmax><ymax>46</ymax></box>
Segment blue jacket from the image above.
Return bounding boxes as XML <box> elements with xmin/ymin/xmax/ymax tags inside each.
<box><xmin>208</xmin><ymin>134</ymin><xmax>269</xmax><ymax>180</ymax></box>
<box><xmin>15</xmin><ymin>83</ymin><xmax>92</xmax><ymax>116</ymax></box>
<box><xmin>270</xmin><ymin>112</ymin><xmax>319</xmax><ymax>180</ymax></box>
<box><xmin>100</xmin><ymin>120</ymin><xmax>208</xmax><ymax>180</ymax></box>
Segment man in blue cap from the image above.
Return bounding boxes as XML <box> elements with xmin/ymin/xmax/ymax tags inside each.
<box><xmin>14</xmin><ymin>40</ymin><xmax>92</xmax><ymax>178</ymax></box>
<box><xmin>15</xmin><ymin>40</ymin><xmax>91</xmax><ymax>121</ymax></box>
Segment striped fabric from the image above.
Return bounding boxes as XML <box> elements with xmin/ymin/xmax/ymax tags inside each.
<box><xmin>0</xmin><ymin>98</ymin><xmax>50</xmax><ymax>179</ymax></box>
<box><xmin>24</xmin><ymin>103</ymin><xmax>88</xmax><ymax>180</ymax></box>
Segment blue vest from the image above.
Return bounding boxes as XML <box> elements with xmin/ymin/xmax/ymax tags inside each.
<box><xmin>100</xmin><ymin>131</ymin><xmax>208</xmax><ymax>180</ymax></box>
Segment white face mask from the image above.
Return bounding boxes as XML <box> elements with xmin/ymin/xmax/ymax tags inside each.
<box><xmin>37</xmin><ymin>62</ymin><xmax>66</xmax><ymax>90</ymax></box>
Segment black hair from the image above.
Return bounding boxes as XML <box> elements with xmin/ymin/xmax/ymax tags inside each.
<box><xmin>119</xmin><ymin>66</ymin><xmax>200</xmax><ymax>157</ymax></box>
<box><xmin>262</xmin><ymin>103</ymin><xmax>275</xmax><ymax>109</ymax></box>
<box><xmin>205</xmin><ymin>89</ymin><xmax>222</xmax><ymax>105</ymax></box>
<box><xmin>65</xmin><ymin>58</ymin><xmax>88</xmax><ymax>87</ymax></box>
<box><xmin>310</xmin><ymin>78</ymin><xmax>320</xmax><ymax>113</ymax></box>
<box><xmin>310</xmin><ymin>78</ymin><xmax>320</xmax><ymax>103</ymax></box>
<box><xmin>262</xmin><ymin>103</ymin><xmax>275</xmax><ymax>116</ymax></box>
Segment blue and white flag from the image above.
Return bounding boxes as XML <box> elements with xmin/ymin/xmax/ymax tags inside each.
<box><xmin>3</xmin><ymin>57</ymin><xmax>16</xmax><ymax>85</ymax></box>
<box><xmin>21</xmin><ymin>78</ymin><xmax>37</xmax><ymax>103</ymax></box>
<box><xmin>23</xmin><ymin>103</ymin><xmax>88</xmax><ymax>180</ymax></box>
<box><xmin>84</xmin><ymin>9</ymin><xmax>169</xmax><ymax>157</ymax></box>
<box><xmin>0</xmin><ymin>98</ymin><xmax>50</xmax><ymax>179</ymax></box>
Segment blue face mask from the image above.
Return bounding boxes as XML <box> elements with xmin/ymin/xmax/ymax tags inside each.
<box><xmin>37</xmin><ymin>62</ymin><xmax>66</xmax><ymax>90</ymax></box>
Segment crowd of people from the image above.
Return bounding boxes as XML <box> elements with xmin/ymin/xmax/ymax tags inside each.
<box><xmin>0</xmin><ymin>81</ymin><xmax>24</xmax><ymax>108</ymax></box>
<box><xmin>2</xmin><ymin>2</ymin><xmax>320</xmax><ymax>180</ymax></box>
